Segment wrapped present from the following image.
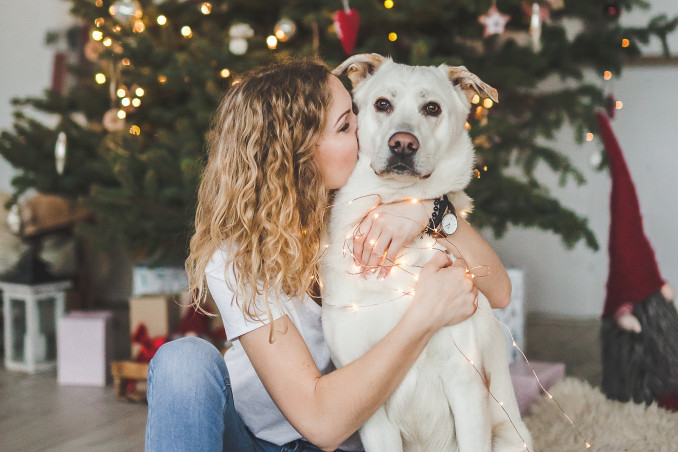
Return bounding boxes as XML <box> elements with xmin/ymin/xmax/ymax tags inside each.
<box><xmin>57</xmin><ymin>310</ymin><xmax>113</xmax><ymax>386</ymax></box>
<box><xmin>493</xmin><ymin>268</ymin><xmax>525</xmax><ymax>364</ymax></box>
<box><xmin>132</xmin><ymin>266</ymin><xmax>188</xmax><ymax>296</ymax></box>
<box><xmin>510</xmin><ymin>360</ymin><xmax>566</xmax><ymax>416</ymax></box>
<box><xmin>128</xmin><ymin>293</ymin><xmax>182</xmax><ymax>357</ymax></box>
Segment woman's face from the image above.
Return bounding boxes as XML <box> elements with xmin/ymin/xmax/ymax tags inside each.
<box><xmin>315</xmin><ymin>75</ymin><xmax>359</xmax><ymax>190</ymax></box>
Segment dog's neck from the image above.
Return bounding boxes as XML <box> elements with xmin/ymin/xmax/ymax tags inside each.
<box><xmin>338</xmin><ymin>153</ymin><xmax>472</xmax><ymax>206</ymax></box>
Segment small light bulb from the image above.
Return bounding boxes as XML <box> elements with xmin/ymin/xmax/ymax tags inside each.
<box><xmin>95</xmin><ymin>73</ymin><xmax>106</xmax><ymax>84</ymax></box>
<box><xmin>266</xmin><ymin>35</ymin><xmax>278</xmax><ymax>49</ymax></box>
<box><xmin>465</xmin><ymin>122</ymin><xmax>471</xmax><ymax>131</ymax></box>
<box><xmin>200</xmin><ymin>2</ymin><xmax>212</xmax><ymax>14</ymax></box>
<box><xmin>116</xmin><ymin>88</ymin><xmax>126</xmax><ymax>98</ymax></box>
<box><xmin>112</xmin><ymin>25</ymin><xmax>121</xmax><ymax>33</ymax></box>
<box><xmin>102</xmin><ymin>37</ymin><xmax>112</xmax><ymax>47</ymax></box>
<box><xmin>129</xmin><ymin>125</ymin><xmax>141</xmax><ymax>135</ymax></box>
<box><xmin>157</xmin><ymin>15</ymin><xmax>167</xmax><ymax>25</ymax></box>
<box><xmin>135</xmin><ymin>87</ymin><xmax>145</xmax><ymax>97</ymax></box>
<box><xmin>181</xmin><ymin>26</ymin><xmax>192</xmax><ymax>37</ymax></box>
<box><xmin>132</xmin><ymin>98</ymin><xmax>141</xmax><ymax>107</ymax></box>
<box><xmin>117</xmin><ymin>110</ymin><xmax>127</xmax><ymax>119</ymax></box>
<box><xmin>158</xmin><ymin>75</ymin><xmax>167</xmax><ymax>84</ymax></box>
<box><xmin>384</xmin><ymin>0</ymin><xmax>394</xmax><ymax>8</ymax></box>
<box><xmin>471</xmin><ymin>93</ymin><xmax>480</xmax><ymax>104</ymax></box>
<box><xmin>220</xmin><ymin>68</ymin><xmax>231</xmax><ymax>78</ymax></box>
<box><xmin>483</xmin><ymin>98</ymin><xmax>494</xmax><ymax>108</ymax></box>
<box><xmin>586</xmin><ymin>132</ymin><xmax>594</xmax><ymax>142</ymax></box>
<box><xmin>603</xmin><ymin>70</ymin><xmax>612</xmax><ymax>80</ymax></box>
<box><xmin>92</xmin><ymin>30</ymin><xmax>103</xmax><ymax>41</ymax></box>
<box><xmin>133</xmin><ymin>20</ymin><xmax>145</xmax><ymax>33</ymax></box>
<box><xmin>621</xmin><ymin>38</ymin><xmax>629</xmax><ymax>48</ymax></box>
<box><xmin>121</xmin><ymin>97</ymin><xmax>131</xmax><ymax>107</ymax></box>
<box><xmin>388</xmin><ymin>32</ymin><xmax>398</xmax><ymax>42</ymax></box>
<box><xmin>95</xmin><ymin>17</ymin><xmax>104</xmax><ymax>27</ymax></box>
<box><xmin>615</xmin><ymin>100</ymin><xmax>623</xmax><ymax>110</ymax></box>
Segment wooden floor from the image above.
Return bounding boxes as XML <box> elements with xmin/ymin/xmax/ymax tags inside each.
<box><xmin>0</xmin><ymin>315</ymin><xmax>601</xmax><ymax>451</ymax></box>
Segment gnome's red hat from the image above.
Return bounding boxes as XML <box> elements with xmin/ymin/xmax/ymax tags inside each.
<box><xmin>597</xmin><ymin>111</ymin><xmax>664</xmax><ymax>318</ymax></box>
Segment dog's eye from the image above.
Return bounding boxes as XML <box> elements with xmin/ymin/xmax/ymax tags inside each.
<box><xmin>374</xmin><ymin>98</ymin><xmax>392</xmax><ymax>113</ymax></box>
<box><xmin>423</xmin><ymin>102</ymin><xmax>441</xmax><ymax>117</ymax></box>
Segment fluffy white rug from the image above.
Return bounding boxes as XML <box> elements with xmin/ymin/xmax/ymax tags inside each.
<box><xmin>524</xmin><ymin>377</ymin><xmax>678</xmax><ymax>452</ymax></box>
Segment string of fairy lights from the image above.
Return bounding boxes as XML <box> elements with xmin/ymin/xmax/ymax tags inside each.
<box><xmin>319</xmin><ymin>195</ymin><xmax>592</xmax><ymax>451</ymax></box>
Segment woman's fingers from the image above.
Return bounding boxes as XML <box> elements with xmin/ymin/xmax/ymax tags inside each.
<box><xmin>352</xmin><ymin>215</ymin><xmax>373</xmax><ymax>266</ymax></box>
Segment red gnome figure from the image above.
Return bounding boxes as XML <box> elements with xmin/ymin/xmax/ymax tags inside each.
<box><xmin>597</xmin><ymin>110</ymin><xmax>678</xmax><ymax>411</ymax></box>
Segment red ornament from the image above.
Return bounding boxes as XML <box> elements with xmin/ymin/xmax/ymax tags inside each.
<box><xmin>333</xmin><ymin>8</ymin><xmax>360</xmax><ymax>55</ymax></box>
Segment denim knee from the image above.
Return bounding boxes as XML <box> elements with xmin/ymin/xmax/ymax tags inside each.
<box><xmin>148</xmin><ymin>336</ymin><xmax>229</xmax><ymax>393</ymax></box>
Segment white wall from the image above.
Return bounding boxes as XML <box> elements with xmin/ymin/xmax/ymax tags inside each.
<box><xmin>0</xmin><ymin>1</ymin><xmax>72</xmax><ymax>192</ymax></box>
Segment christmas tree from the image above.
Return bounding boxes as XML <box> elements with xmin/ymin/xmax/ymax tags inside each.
<box><xmin>1</xmin><ymin>0</ymin><xmax>676</xmax><ymax>265</ymax></box>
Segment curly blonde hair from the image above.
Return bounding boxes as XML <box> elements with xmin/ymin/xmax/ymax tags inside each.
<box><xmin>186</xmin><ymin>60</ymin><xmax>332</xmax><ymax>341</ymax></box>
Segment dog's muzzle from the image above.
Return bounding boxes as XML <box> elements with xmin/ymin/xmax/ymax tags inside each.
<box><xmin>382</xmin><ymin>132</ymin><xmax>425</xmax><ymax>177</ymax></box>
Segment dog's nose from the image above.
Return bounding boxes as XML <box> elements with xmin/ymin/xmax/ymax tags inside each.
<box><xmin>388</xmin><ymin>132</ymin><xmax>419</xmax><ymax>156</ymax></box>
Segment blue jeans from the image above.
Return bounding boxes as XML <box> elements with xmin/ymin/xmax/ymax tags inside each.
<box><xmin>145</xmin><ymin>336</ymin><xmax>327</xmax><ymax>452</ymax></box>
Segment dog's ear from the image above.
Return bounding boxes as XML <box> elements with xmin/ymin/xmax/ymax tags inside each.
<box><xmin>332</xmin><ymin>54</ymin><xmax>387</xmax><ymax>88</ymax></box>
<box><xmin>445</xmin><ymin>65</ymin><xmax>499</xmax><ymax>104</ymax></box>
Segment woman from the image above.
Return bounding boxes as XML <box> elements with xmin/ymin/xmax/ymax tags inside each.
<box><xmin>145</xmin><ymin>60</ymin><xmax>511</xmax><ymax>452</ymax></box>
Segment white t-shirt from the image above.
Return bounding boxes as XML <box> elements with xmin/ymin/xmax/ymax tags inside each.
<box><xmin>206</xmin><ymin>248</ymin><xmax>362</xmax><ymax>450</ymax></box>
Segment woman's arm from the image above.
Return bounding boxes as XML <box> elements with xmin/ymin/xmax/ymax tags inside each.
<box><xmin>352</xmin><ymin>198</ymin><xmax>511</xmax><ymax>309</ymax></box>
<box><xmin>239</xmin><ymin>252</ymin><xmax>477</xmax><ymax>451</ymax></box>
<box><xmin>438</xmin><ymin>217</ymin><xmax>511</xmax><ymax>309</ymax></box>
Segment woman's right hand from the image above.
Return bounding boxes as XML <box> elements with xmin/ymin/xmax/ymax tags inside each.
<box><xmin>412</xmin><ymin>251</ymin><xmax>478</xmax><ymax>334</ymax></box>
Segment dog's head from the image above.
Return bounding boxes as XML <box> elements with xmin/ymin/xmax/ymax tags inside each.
<box><xmin>333</xmin><ymin>54</ymin><xmax>497</xmax><ymax>187</ymax></box>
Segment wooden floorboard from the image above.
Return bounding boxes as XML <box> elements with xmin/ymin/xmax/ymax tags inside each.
<box><xmin>0</xmin><ymin>315</ymin><xmax>602</xmax><ymax>451</ymax></box>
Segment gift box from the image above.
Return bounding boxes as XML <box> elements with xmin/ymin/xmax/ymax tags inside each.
<box><xmin>129</xmin><ymin>293</ymin><xmax>183</xmax><ymax>356</ymax></box>
<box><xmin>57</xmin><ymin>310</ymin><xmax>113</xmax><ymax>386</ymax></box>
<box><xmin>493</xmin><ymin>268</ymin><xmax>525</xmax><ymax>364</ymax></box>
<box><xmin>132</xmin><ymin>266</ymin><xmax>188</xmax><ymax>296</ymax></box>
<box><xmin>510</xmin><ymin>360</ymin><xmax>566</xmax><ymax>416</ymax></box>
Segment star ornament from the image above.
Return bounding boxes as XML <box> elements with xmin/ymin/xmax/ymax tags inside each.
<box><xmin>478</xmin><ymin>5</ymin><xmax>511</xmax><ymax>38</ymax></box>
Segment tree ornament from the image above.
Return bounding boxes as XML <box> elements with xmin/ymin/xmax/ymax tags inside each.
<box><xmin>605</xmin><ymin>93</ymin><xmax>617</xmax><ymax>119</ymax></box>
<box><xmin>7</xmin><ymin>204</ymin><xmax>21</xmax><ymax>235</ymax></box>
<box><xmin>529</xmin><ymin>2</ymin><xmax>543</xmax><ymax>52</ymax></box>
<box><xmin>604</xmin><ymin>1</ymin><xmax>621</xmax><ymax>18</ymax></box>
<box><xmin>228</xmin><ymin>23</ymin><xmax>254</xmax><ymax>55</ymax></box>
<box><xmin>478</xmin><ymin>2</ymin><xmax>511</xmax><ymax>38</ymax></box>
<box><xmin>274</xmin><ymin>18</ymin><xmax>297</xmax><ymax>43</ymax></box>
<box><xmin>546</xmin><ymin>0</ymin><xmax>565</xmax><ymax>11</ymax></box>
<box><xmin>54</xmin><ymin>131</ymin><xmax>67</xmax><ymax>175</ymax></box>
<box><xmin>333</xmin><ymin>0</ymin><xmax>360</xmax><ymax>55</ymax></box>
<box><xmin>84</xmin><ymin>39</ymin><xmax>105</xmax><ymax>62</ymax></box>
<box><xmin>103</xmin><ymin>108</ymin><xmax>126</xmax><ymax>132</ymax></box>
<box><xmin>109</xmin><ymin>0</ymin><xmax>142</xmax><ymax>22</ymax></box>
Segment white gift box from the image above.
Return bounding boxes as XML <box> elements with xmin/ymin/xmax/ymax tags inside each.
<box><xmin>132</xmin><ymin>266</ymin><xmax>188</xmax><ymax>296</ymax></box>
<box><xmin>57</xmin><ymin>310</ymin><xmax>113</xmax><ymax>387</ymax></box>
<box><xmin>493</xmin><ymin>268</ymin><xmax>525</xmax><ymax>364</ymax></box>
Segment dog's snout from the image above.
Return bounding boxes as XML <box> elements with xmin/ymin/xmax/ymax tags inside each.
<box><xmin>388</xmin><ymin>132</ymin><xmax>419</xmax><ymax>156</ymax></box>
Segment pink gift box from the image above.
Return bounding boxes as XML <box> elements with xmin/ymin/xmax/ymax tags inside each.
<box><xmin>510</xmin><ymin>360</ymin><xmax>566</xmax><ymax>416</ymax></box>
<box><xmin>57</xmin><ymin>311</ymin><xmax>113</xmax><ymax>387</ymax></box>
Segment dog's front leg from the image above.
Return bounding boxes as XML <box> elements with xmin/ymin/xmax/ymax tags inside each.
<box><xmin>359</xmin><ymin>406</ymin><xmax>403</xmax><ymax>452</ymax></box>
<box><xmin>445</xmin><ymin>378</ymin><xmax>492</xmax><ymax>452</ymax></box>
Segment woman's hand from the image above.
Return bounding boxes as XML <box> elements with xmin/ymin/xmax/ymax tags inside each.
<box><xmin>353</xmin><ymin>200</ymin><xmax>433</xmax><ymax>279</ymax></box>
<box><xmin>411</xmin><ymin>251</ymin><xmax>479</xmax><ymax>333</ymax></box>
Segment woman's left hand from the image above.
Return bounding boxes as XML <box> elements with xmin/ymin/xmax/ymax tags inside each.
<box><xmin>353</xmin><ymin>200</ymin><xmax>432</xmax><ymax>279</ymax></box>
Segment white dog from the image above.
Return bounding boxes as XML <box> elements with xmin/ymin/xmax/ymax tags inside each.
<box><xmin>320</xmin><ymin>54</ymin><xmax>531</xmax><ymax>452</ymax></box>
